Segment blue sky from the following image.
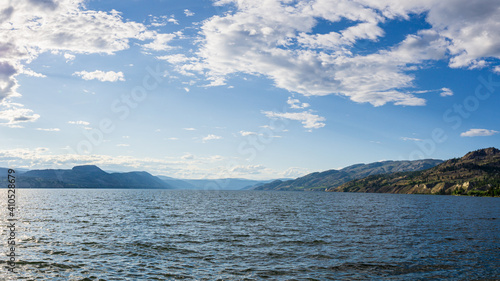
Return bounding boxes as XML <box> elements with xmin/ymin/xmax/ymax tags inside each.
<box><xmin>0</xmin><ymin>0</ymin><xmax>499</xmax><ymax>179</ymax></box>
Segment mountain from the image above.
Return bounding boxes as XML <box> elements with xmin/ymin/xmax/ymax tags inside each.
<box><xmin>255</xmin><ymin>159</ymin><xmax>443</xmax><ymax>191</ymax></box>
<box><xmin>156</xmin><ymin>176</ymin><xmax>197</xmax><ymax>189</ymax></box>
<box><xmin>0</xmin><ymin>168</ymin><xmax>29</xmax><ymax>175</ymax></box>
<box><xmin>330</xmin><ymin>148</ymin><xmax>500</xmax><ymax>196</ymax></box>
<box><xmin>157</xmin><ymin>177</ymin><xmax>272</xmax><ymax>190</ymax></box>
<box><xmin>3</xmin><ymin>165</ymin><xmax>173</xmax><ymax>189</ymax></box>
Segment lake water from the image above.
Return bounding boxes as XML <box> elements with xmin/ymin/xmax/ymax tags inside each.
<box><xmin>1</xmin><ymin>189</ymin><xmax>499</xmax><ymax>280</ymax></box>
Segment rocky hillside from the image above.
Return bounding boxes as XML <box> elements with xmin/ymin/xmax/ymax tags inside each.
<box><xmin>255</xmin><ymin>159</ymin><xmax>443</xmax><ymax>191</ymax></box>
<box><xmin>330</xmin><ymin>147</ymin><xmax>500</xmax><ymax>196</ymax></box>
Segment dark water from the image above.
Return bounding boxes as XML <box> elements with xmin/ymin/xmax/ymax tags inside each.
<box><xmin>1</xmin><ymin>189</ymin><xmax>499</xmax><ymax>280</ymax></box>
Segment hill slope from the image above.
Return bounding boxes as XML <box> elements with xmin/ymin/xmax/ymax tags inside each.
<box><xmin>255</xmin><ymin>159</ymin><xmax>443</xmax><ymax>191</ymax></box>
<box><xmin>331</xmin><ymin>147</ymin><xmax>500</xmax><ymax>196</ymax></box>
<box><xmin>4</xmin><ymin>165</ymin><xmax>172</xmax><ymax>189</ymax></box>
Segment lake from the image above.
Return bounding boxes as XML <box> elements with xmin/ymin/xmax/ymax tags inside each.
<box><xmin>1</xmin><ymin>189</ymin><xmax>499</xmax><ymax>280</ymax></box>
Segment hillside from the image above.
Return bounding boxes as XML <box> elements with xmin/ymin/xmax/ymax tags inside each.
<box><xmin>157</xmin><ymin>177</ymin><xmax>272</xmax><ymax>190</ymax></box>
<box><xmin>255</xmin><ymin>159</ymin><xmax>443</xmax><ymax>191</ymax></box>
<box><xmin>3</xmin><ymin>165</ymin><xmax>172</xmax><ymax>189</ymax></box>
<box><xmin>330</xmin><ymin>147</ymin><xmax>500</xmax><ymax>196</ymax></box>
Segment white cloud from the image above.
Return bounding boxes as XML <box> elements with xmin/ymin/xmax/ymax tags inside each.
<box><xmin>168</xmin><ymin>18</ymin><xmax>179</xmax><ymax>25</ymax></box>
<box><xmin>401</xmin><ymin>137</ymin><xmax>423</xmax><ymax>141</ymax></box>
<box><xmin>202</xmin><ymin>134</ymin><xmax>223</xmax><ymax>142</ymax></box>
<box><xmin>0</xmin><ymin>105</ymin><xmax>40</xmax><ymax>127</ymax></box>
<box><xmin>64</xmin><ymin>53</ymin><xmax>75</xmax><ymax>62</ymax></box>
<box><xmin>0</xmin><ymin>147</ymin><xmax>297</xmax><ymax>180</ymax></box>
<box><xmin>262</xmin><ymin>110</ymin><xmax>325</xmax><ymax>129</ymax></box>
<box><xmin>287</xmin><ymin>97</ymin><xmax>310</xmax><ymax>109</ymax></box>
<box><xmin>73</xmin><ymin>70</ymin><xmax>125</xmax><ymax>82</ymax></box>
<box><xmin>157</xmin><ymin>54</ymin><xmax>195</xmax><ymax>64</ymax></box>
<box><xmin>183</xmin><ymin>127</ymin><xmax>196</xmax><ymax>131</ymax></box>
<box><xmin>494</xmin><ymin>66</ymin><xmax>500</xmax><ymax>74</ymax></box>
<box><xmin>142</xmin><ymin>33</ymin><xmax>177</xmax><ymax>51</ymax></box>
<box><xmin>68</xmin><ymin>120</ymin><xmax>90</xmax><ymax>126</ymax></box>
<box><xmin>239</xmin><ymin>131</ymin><xmax>257</xmax><ymax>136</ymax></box>
<box><xmin>20</xmin><ymin>68</ymin><xmax>46</xmax><ymax>78</ymax></box>
<box><xmin>148</xmin><ymin>15</ymin><xmax>178</xmax><ymax>27</ymax></box>
<box><xmin>229</xmin><ymin>165</ymin><xmax>266</xmax><ymax>175</ymax></box>
<box><xmin>116</xmin><ymin>144</ymin><xmax>130</xmax><ymax>147</ymax></box>
<box><xmin>440</xmin><ymin>87</ymin><xmax>453</xmax><ymax>97</ymax></box>
<box><xmin>426</xmin><ymin>0</ymin><xmax>500</xmax><ymax>69</ymax></box>
<box><xmin>460</xmin><ymin>129</ymin><xmax>499</xmax><ymax>137</ymax></box>
<box><xmin>282</xmin><ymin>167</ymin><xmax>310</xmax><ymax>178</ymax></box>
<box><xmin>0</xmin><ymin>0</ymin><xmax>176</xmax><ymax>123</ymax></box>
<box><xmin>165</xmin><ymin>0</ymin><xmax>500</xmax><ymax>108</ymax></box>
<box><xmin>184</xmin><ymin>9</ymin><xmax>195</xmax><ymax>17</ymax></box>
<box><xmin>36</xmin><ymin>128</ymin><xmax>60</xmax><ymax>132</ymax></box>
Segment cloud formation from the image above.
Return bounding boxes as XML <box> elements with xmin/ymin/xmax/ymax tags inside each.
<box><xmin>239</xmin><ymin>131</ymin><xmax>257</xmax><ymax>136</ymax></box>
<box><xmin>262</xmin><ymin>110</ymin><xmax>326</xmax><ymax>129</ymax></box>
<box><xmin>73</xmin><ymin>70</ymin><xmax>125</xmax><ymax>82</ymax></box>
<box><xmin>36</xmin><ymin>128</ymin><xmax>60</xmax><ymax>132</ymax></box>
<box><xmin>460</xmin><ymin>129</ymin><xmax>498</xmax><ymax>137</ymax></box>
<box><xmin>68</xmin><ymin>120</ymin><xmax>90</xmax><ymax>126</ymax></box>
<box><xmin>0</xmin><ymin>106</ymin><xmax>40</xmax><ymax>127</ymax></box>
<box><xmin>0</xmin><ymin>0</ymin><xmax>175</xmax><ymax>124</ymax></box>
<box><xmin>287</xmin><ymin>97</ymin><xmax>310</xmax><ymax>109</ymax></box>
<box><xmin>202</xmin><ymin>134</ymin><xmax>223</xmax><ymax>142</ymax></box>
<box><xmin>440</xmin><ymin>87</ymin><xmax>453</xmax><ymax>97</ymax></box>
<box><xmin>0</xmin><ymin>147</ymin><xmax>298</xmax><ymax>179</ymax></box>
<box><xmin>165</xmin><ymin>0</ymin><xmax>500</xmax><ymax>107</ymax></box>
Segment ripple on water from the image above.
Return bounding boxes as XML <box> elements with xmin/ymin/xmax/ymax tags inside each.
<box><xmin>4</xmin><ymin>189</ymin><xmax>499</xmax><ymax>280</ymax></box>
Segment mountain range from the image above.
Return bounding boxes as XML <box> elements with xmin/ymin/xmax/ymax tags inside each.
<box><xmin>157</xmin><ymin>176</ymin><xmax>273</xmax><ymax>190</ymax></box>
<box><xmin>3</xmin><ymin>165</ymin><xmax>172</xmax><ymax>189</ymax></box>
<box><xmin>254</xmin><ymin>159</ymin><xmax>443</xmax><ymax>191</ymax></box>
<box><xmin>330</xmin><ymin>147</ymin><xmax>500</xmax><ymax>196</ymax></box>
<box><xmin>0</xmin><ymin>165</ymin><xmax>271</xmax><ymax>190</ymax></box>
<box><xmin>1</xmin><ymin>147</ymin><xmax>498</xmax><ymax>196</ymax></box>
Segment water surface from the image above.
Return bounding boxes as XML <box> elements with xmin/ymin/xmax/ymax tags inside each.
<box><xmin>1</xmin><ymin>189</ymin><xmax>499</xmax><ymax>280</ymax></box>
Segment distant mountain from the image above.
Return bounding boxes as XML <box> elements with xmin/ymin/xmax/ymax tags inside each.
<box><xmin>185</xmin><ymin>178</ymin><xmax>273</xmax><ymax>190</ymax></box>
<box><xmin>156</xmin><ymin>176</ymin><xmax>272</xmax><ymax>190</ymax></box>
<box><xmin>242</xmin><ymin>178</ymin><xmax>294</xmax><ymax>190</ymax></box>
<box><xmin>2</xmin><ymin>165</ymin><xmax>172</xmax><ymax>189</ymax></box>
<box><xmin>255</xmin><ymin>159</ymin><xmax>443</xmax><ymax>191</ymax></box>
<box><xmin>156</xmin><ymin>176</ymin><xmax>197</xmax><ymax>189</ymax></box>
<box><xmin>331</xmin><ymin>148</ymin><xmax>500</xmax><ymax>196</ymax></box>
<box><xmin>0</xmin><ymin>168</ymin><xmax>29</xmax><ymax>175</ymax></box>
